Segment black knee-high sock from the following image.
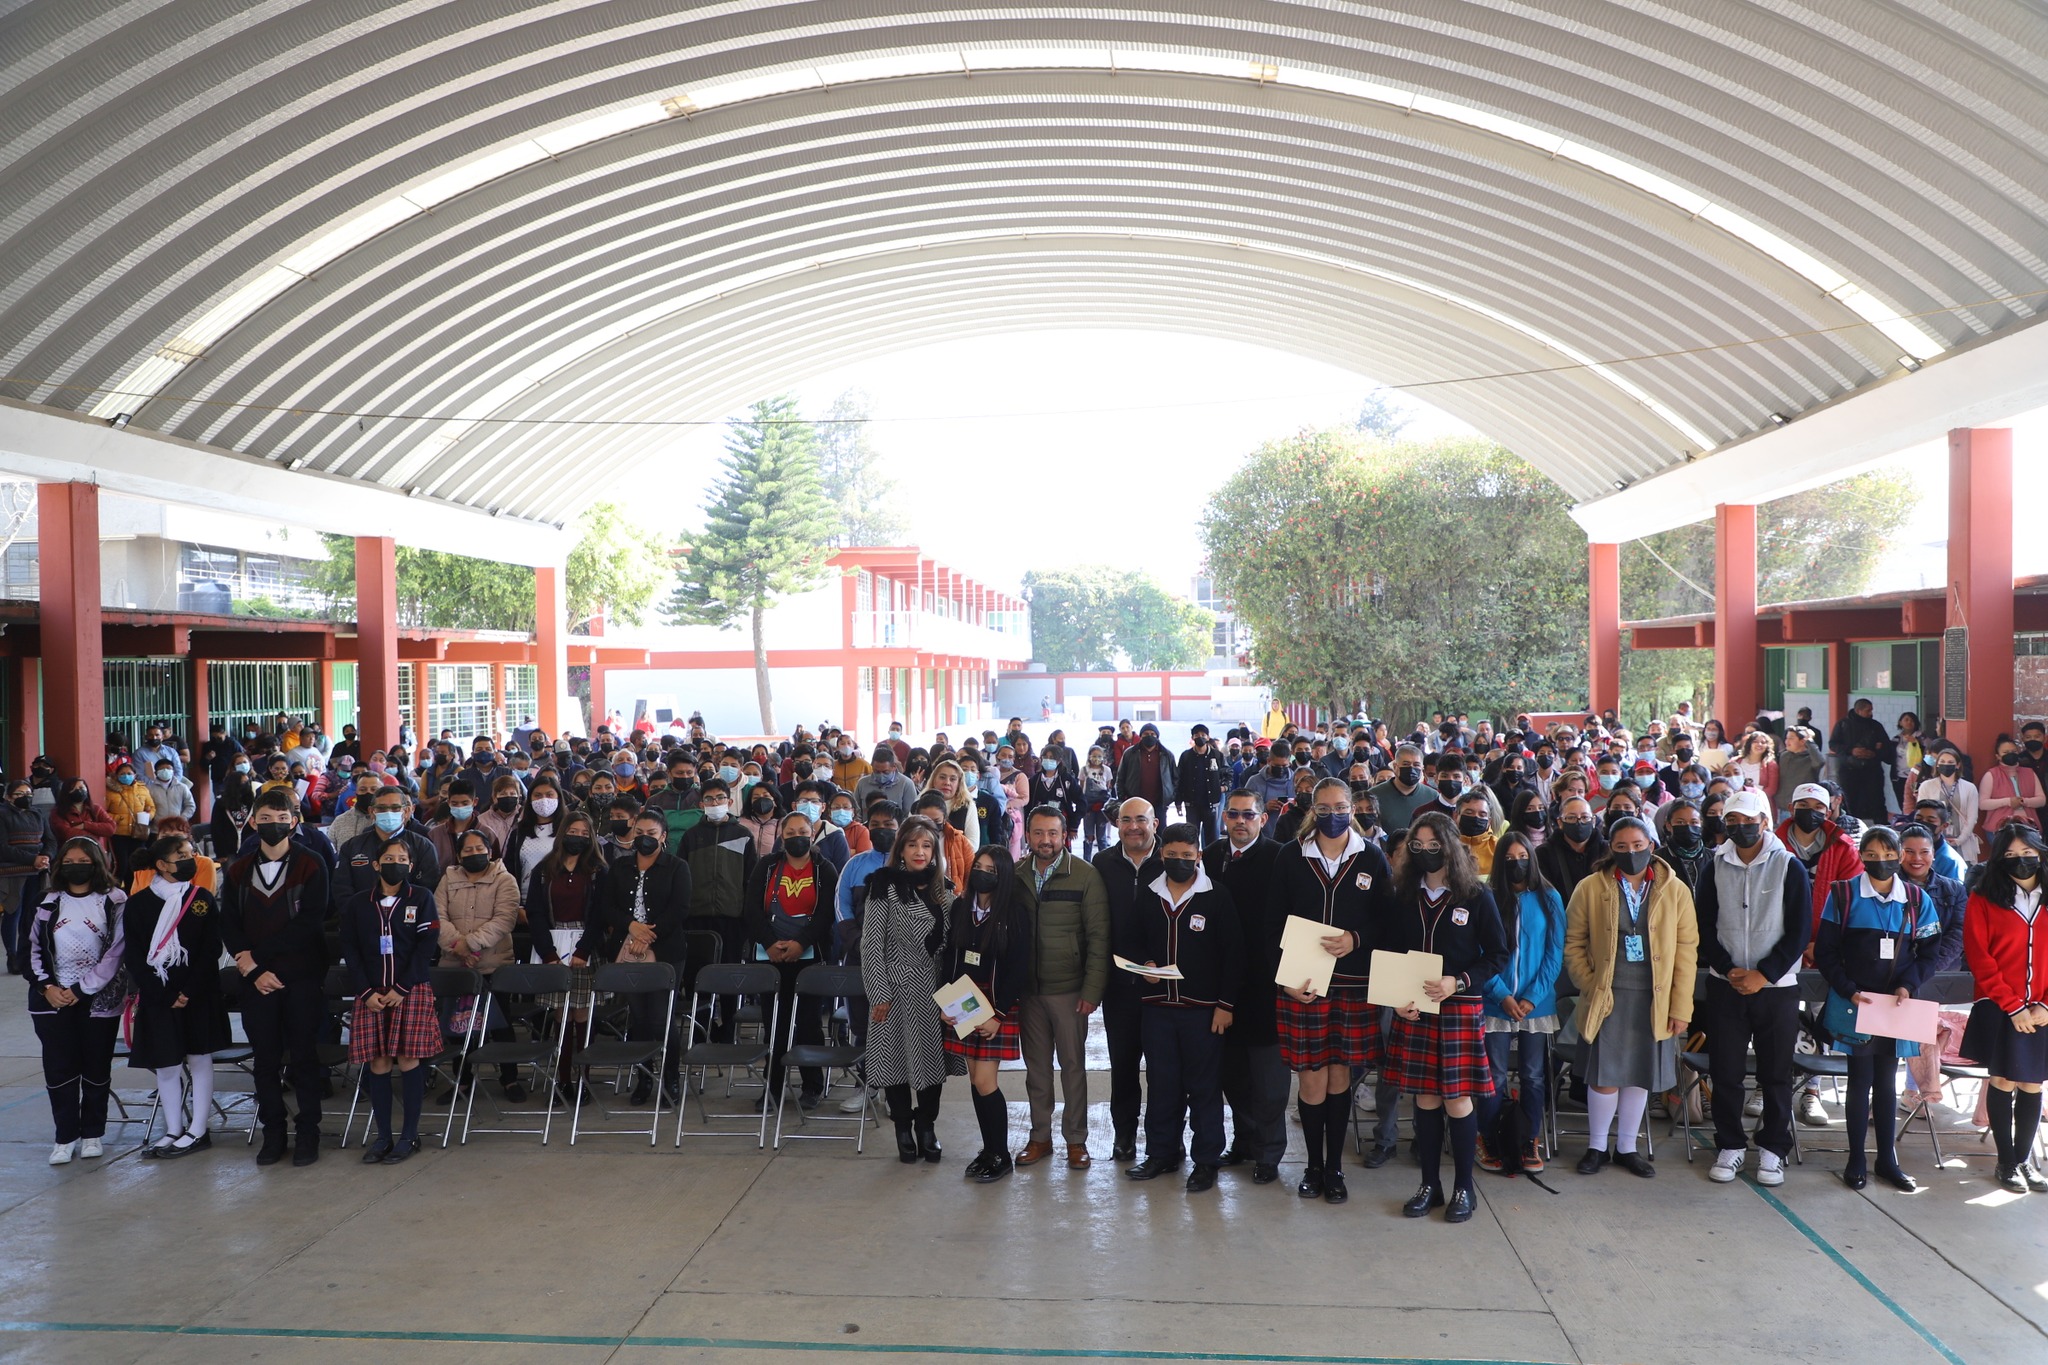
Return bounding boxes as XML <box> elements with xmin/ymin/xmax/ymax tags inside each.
<box><xmin>1449</xmin><ymin>1110</ymin><xmax>1479</xmax><ymax>1192</ymax></box>
<box><xmin>974</xmin><ymin>1088</ymin><xmax>1008</xmax><ymax>1155</ymax></box>
<box><xmin>1987</xmin><ymin>1085</ymin><xmax>2016</xmax><ymax>1167</ymax></box>
<box><xmin>1323</xmin><ymin>1089</ymin><xmax>1351</xmax><ymax>1171</ymax></box>
<box><xmin>400</xmin><ymin>1067</ymin><xmax>427</xmax><ymax>1144</ymax></box>
<box><xmin>1414</xmin><ymin>1105</ymin><xmax>1446</xmax><ymax>1188</ymax></box>
<box><xmin>366</xmin><ymin>1070</ymin><xmax>394</xmax><ymax>1140</ymax></box>
<box><xmin>1298</xmin><ymin>1097</ymin><xmax>1326</xmax><ymax>1170</ymax></box>
<box><xmin>1871</xmin><ymin>1058</ymin><xmax>1900</xmax><ymax>1171</ymax></box>
<box><xmin>2015</xmin><ymin>1089</ymin><xmax>2044</xmax><ymax>1167</ymax></box>
<box><xmin>1844</xmin><ymin>1056</ymin><xmax>1873</xmax><ymax>1168</ymax></box>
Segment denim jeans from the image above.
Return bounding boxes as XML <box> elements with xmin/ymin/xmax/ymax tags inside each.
<box><xmin>1479</xmin><ymin>1030</ymin><xmax>1548</xmax><ymax>1137</ymax></box>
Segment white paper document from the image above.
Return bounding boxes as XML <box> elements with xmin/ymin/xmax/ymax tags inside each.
<box><xmin>1274</xmin><ymin>916</ymin><xmax>1340</xmax><ymax>996</ymax></box>
<box><xmin>1366</xmin><ymin>949</ymin><xmax>1446</xmax><ymax>1015</ymax></box>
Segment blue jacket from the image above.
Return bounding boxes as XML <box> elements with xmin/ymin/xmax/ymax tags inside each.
<box><xmin>1481</xmin><ymin>885</ymin><xmax>1565</xmax><ymax>1022</ymax></box>
<box><xmin>1909</xmin><ymin>870</ymin><xmax>1968</xmax><ymax>972</ymax></box>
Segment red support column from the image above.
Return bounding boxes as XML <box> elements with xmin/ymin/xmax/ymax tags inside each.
<box><xmin>535</xmin><ymin>565</ymin><xmax>569</xmax><ymax>738</ymax></box>
<box><xmin>489</xmin><ymin>661</ymin><xmax>507</xmax><ymax>742</ymax></box>
<box><xmin>317</xmin><ymin>659</ymin><xmax>337</xmax><ymax>735</ymax></box>
<box><xmin>38</xmin><ymin>483</ymin><xmax>105</xmax><ymax>796</ymax></box>
<box><xmin>355</xmin><ymin>536</ymin><xmax>402</xmax><ymax>751</ymax></box>
<box><xmin>1588</xmin><ymin>542</ymin><xmax>1620</xmax><ymax>716</ymax></box>
<box><xmin>1714</xmin><ymin>505</ymin><xmax>1760</xmax><ymax>732</ymax></box>
<box><xmin>1947</xmin><ymin>428</ymin><xmax>2014</xmax><ymax>772</ymax></box>
<box><xmin>3</xmin><ymin>658</ymin><xmax>39</xmax><ymax>778</ymax></box>
<box><xmin>411</xmin><ymin>661</ymin><xmax>433</xmax><ymax>744</ymax></box>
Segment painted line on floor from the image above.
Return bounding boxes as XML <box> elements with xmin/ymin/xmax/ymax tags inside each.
<box><xmin>1746</xmin><ymin>1182</ymin><xmax>1967</xmax><ymax>1365</ymax></box>
<box><xmin>0</xmin><ymin>1320</ymin><xmax>1559</xmax><ymax>1363</ymax></box>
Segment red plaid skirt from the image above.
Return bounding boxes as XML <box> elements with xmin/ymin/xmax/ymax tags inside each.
<box><xmin>1276</xmin><ymin>990</ymin><xmax>1379</xmax><ymax>1072</ymax></box>
<box><xmin>944</xmin><ymin>1012</ymin><xmax>1021</xmax><ymax>1063</ymax></box>
<box><xmin>1382</xmin><ymin>997</ymin><xmax>1492</xmax><ymax>1099</ymax></box>
<box><xmin>350</xmin><ymin>988</ymin><xmax>443</xmax><ymax>1063</ymax></box>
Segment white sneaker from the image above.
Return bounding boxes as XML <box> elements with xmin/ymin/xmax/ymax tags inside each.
<box><xmin>78</xmin><ymin>1137</ymin><xmax>103</xmax><ymax>1159</ymax></box>
<box><xmin>1756</xmin><ymin>1151</ymin><xmax>1785</xmax><ymax>1186</ymax></box>
<box><xmin>1743</xmin><ymin>1091</ymin><xmax>1764</xmax><ymax>1117</ymax></box>
<box><xmin>48</xmin><ymin>1141</ymin><xmax>77</xmax><ymax>1166</ymax></box>
<box><xmin>838</xmin><ymin>1087</ymin><xmax>875</xmax><ymax>1114</ymax></box>
<box><xmin>1796</xmin><ymin>1090</ymin><xmax>1830</xmax><ymax>1127</ymax></box>
<box><xmin>1708</xmin><ymin>1148</ymin><xmax>1745</xmax><ymax>1183</ymax></box>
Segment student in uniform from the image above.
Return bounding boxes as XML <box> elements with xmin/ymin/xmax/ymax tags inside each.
<box><xmin>1563</xmin><ymin>816</ymin><xmax>1699</xmax><ymax>1179</ymax></box>
<box><xmin>945</xmin><ymin>845</ymin><xmax>1033</xmax><ymax>1183</ymax></box>
<box><xmin>1815</xmin><ymin>824</ymin><xmax>1941</xmax><ymax>1191</ymax></box>
<box><xmin>1381</xmin><ymin>813</ymin><xmax>1510</xmax><ymax>1222</ymax></box>
<box><xmin>340</xmin><ymin>838</ymin><xmax>440</xmax><ymax>1163</ymax></box>
<box><xmin>745</xmin><ymin>810</ymin><xmax>839</xmax><ymax>1113</ymax></box>
<box><xmin>123</xmin><ymin>832</ymin><xmax>232</xmax><ymax>1159</ymax></box>
<box><xmin>1205</xmin><ymin>788</ymin><xmax>1289</xmax><ymax>1183</ymax></box>
<box><xmin>1125</xmin><ymin>824</ymin><xmax>1242</xmax><ymax>1193</ymax></box>
<box><xmin>1963</xmin><ymin>823</ymin><xmax>2048</xmax><ymax>1192</ymax></box>
<box><xmin>1272</xmin><ymin>777</ymin><xmax>1393</xmax><ymax>1205</ymax></box>
<box><xmin>28</xmin><ymin>838</ymin><xmax>128</xmax><ymax>1165</ymax></box>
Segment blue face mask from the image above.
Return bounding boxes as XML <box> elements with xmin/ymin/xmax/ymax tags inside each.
<box><xmin>1041</xmin><ymin>758</ymin><xmax>1057</xmax><ymax>772</ymax></box>
<box><xmin>962</xmin><ymin>773</ymin><xmax>979</xmax><ymax>792</ymax></box>
<box><xmin>876</xmin><ymin>771</ymin><xmax>898</xmax><ymax>787</ymax></box>
<box><xmin>797</xmin><ymin>800</ymin><xmax>822</xmax><ymax>821</ymax></box>
<box><xmin>1597</xmin><ymin>772</ymin><xmax>1620</xmax><ymax>792</ymax></box>
<box><xmin>116</xmin><ymin>773</ymin><xmax>135</xmax><ymax>786</ymax></box>
<box><xmin>717</xmin><ymin>765</ymin><xmax>739</xmax><ymax>784</ymax></box>
<box><xmin>828</xmin><ymin>808</ymin><xmax>853</xmax><ymax>827</ymax></box>
<box><xmin>447</xmin><ymin>804</ymin><xmax>475</xmax><ymax>822</ymax></box>
<box><xmin>1316</xmin><ymin>811</ymin><xmax>1352</xmax><ymax>838</ymax></box>
<box><xmin>1635</xmin><ymin>773</ymin><xmax>1658</xmax><ymax>790</ymax></box>
<box><xmin>1679</xmin><ymin>781</ymin><xmax>1705</xmax><ymax>800</ymax></box>
<box><xmin>374</xmin><ymin>810</ymin><xmax>406</xmax><ymax>835</ymax></box>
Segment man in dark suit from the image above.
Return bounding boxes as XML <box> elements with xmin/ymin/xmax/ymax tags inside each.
<box><xmin>1204</xmin><ymin>787</ymin><xmax>1287</xmax><ymax>1183</ymax></box>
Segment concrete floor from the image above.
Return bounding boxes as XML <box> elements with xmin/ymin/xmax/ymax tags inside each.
<box><xmin>0</xmin><ymin>1008</ymin><xmax>2042</xmax><ymax>1365</ymax></box>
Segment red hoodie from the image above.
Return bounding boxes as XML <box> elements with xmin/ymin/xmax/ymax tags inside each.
<box><xmin>1775</xmin><ymin>815</ymin><xmax>1862</xmax><ymax>956</ymax></box>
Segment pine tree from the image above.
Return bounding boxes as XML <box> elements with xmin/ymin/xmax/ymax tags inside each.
<box><xmin>815</xmin><ymin>388</ymin><xmax>906</xmax><ymax>546</ymax></box>
<box><xmin>669</xmin><ymin>396</ymin><xmax>837</xmax><ymax>732</ymax></box>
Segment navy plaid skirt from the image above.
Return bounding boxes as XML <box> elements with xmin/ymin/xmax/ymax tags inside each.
<box><xmin>1276</xmin><ymin>990</ymin><xmax>1378</xmax><ymax>1072</ymax></box>
<box><xmin>1383</xmin><ymin>996</ymin><xmax>1493</xmax><ymax>1099</ymax></box>
<box><xmin>350</xmin><ymin>988</ymin><xmax>443</xmax><ymax>1063</ymax></box>
<box><xmin>944</xmin><ymin>1012</ymin><xmax>1021</xmax><ymax>1062</ymax></box>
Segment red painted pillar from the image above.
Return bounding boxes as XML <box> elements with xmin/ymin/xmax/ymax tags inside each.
<box><xmin>1713</xmin><ymin>505</ymin><xmax>1760</xmax><ymax>732</ymax></box>
<box><xmin>489</xmin><ymin>660</ymin><xmax>507</xmax><ymax>742</ymax></box>
<box><xmin>38</xmin><ymin>483</ymin><xmax>106</xmax><ymax>796</ymax></box>
<box><xmin>412</xmin><ymin>661</ymin><xmax>433</xmax><ymax>743</ymax></box>
<box><xmin>3</xmin><ymin>657</ymin><xmax>39</xmax><ymax>778</ymax></box>
<box><xmin>534</xmin><ymin>565</ymin><xmax>569</xmax><ymax>738</ymax></box>
<box><xmin>355</xmin><ymin>536</ymin><xmax>402</xmax><ymax>751</ymax></box>
<box><xmin>1947</xmin><ymin>428</ymin><xmax>2014</xmax><ymax>773</ymax></box>
<box><xmin>1588</xmin><ymin>542</ymin><xmax>1620</xmax><ymax>716</ymax></box>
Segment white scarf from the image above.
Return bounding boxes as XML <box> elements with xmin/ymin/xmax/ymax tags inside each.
<box><xmin>146</xmin><ymin>879</ymin><xmax>192</xmax><ymax>982</ymax></box>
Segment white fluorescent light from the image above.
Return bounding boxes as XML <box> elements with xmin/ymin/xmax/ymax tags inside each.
<box><xmin>403</xmin><ymin>141</ymin><xmax>550</xmax><ymax>209</ymax></box>
<box><xmin>281</xmin><ymin>197</ymin><xmax>422</xmax><ymax>275</ymax></box>
<box><xmin>534</xmin><ymin>103</ymin><xmax>669</xmax><ymax>155</ymax></box>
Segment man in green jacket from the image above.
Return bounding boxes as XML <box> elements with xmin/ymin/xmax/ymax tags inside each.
<box><xmin>1014</xmin><ymin>804</ymin><xmax>1110</xmax><ymax>1170</ymax></box>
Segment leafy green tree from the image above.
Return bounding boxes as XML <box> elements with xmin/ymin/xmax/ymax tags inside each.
<box><xmin>1117</xmin><ymin>576</ymin><xmax>1214</xmax><ymax>669</ymax></box>
<box><xmin>310</xmin><ymin>536</ymin><xmax>536</xmax><ymax>631</ymax></box>
<box><xmin>668</xmin><ymin>396</ymin><xmax>837</xmax><ymax>731</ymax></box>
<box><xmin>565</xmin><ymin>501</ymin><xmax>670</xmax><ymax>630</ymax></box>
<box><xmin>1353</xmin><ymin>390</ymin><xmax>1414</xmax><ymax>440</ymax></box>
<box><xmin>1021</xmin><ymin>567</ymin><xmax>1212</xmax><ymax>671</ymax></box>
<box><xmin>815</xmin><ymin>388</ymin><xmax>905</xmax><ymax>546</ymax></box>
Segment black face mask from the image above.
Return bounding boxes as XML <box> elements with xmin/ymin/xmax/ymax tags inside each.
<box><xmin>168</xmin><ymin>856</ymin><xmax>198</xmax><ymax>882</ymax></box>
<box><xmin>1355</xmin><ymin>810</ymin><xmax>1378</xmax><ymax>831</ymax></box>
<box><xmin>460</xmin><ymin>852</ymin><xmax>491</xmax><ymax>873</ymax></box>
<box><xmin>1560</xmin><ymin>818</ymin><xmax>1596</xmax><ymax>844</ymax></box>
<box><xmin>1726</xmin><ymin>822</ymin><xmax>1764</xmax><ymax>849</ymax></box>
<box><xmin>607</xmin><ymin>819</ymin><xmax>630</xmax><ymax>837</ymax></box>
<box><xmin>1140</xmin><ymin>735</ymin><xmax>1158</xmax><ymax>749</ymax></box>
<box><xmin>2003</xmin><ymin>752</ymin><xmax>2024</xmax><ymax>767</ymax></box>
<box><xmin>9</xmin><ymin>795</ymin><xmax>28</xmax><ymax>810</ymax></box>
<box><xmin>60</xmin><ymin>863</ymin><xmax>94</xmax><ymax>887</ymax></box>
<box><xmin>494</xmin><ymin>796</ymin><xmax>519</xmax><ymax>814</ymax></box>
<box><xmin>1516</xmin><ymin>809</ymin><xmax>1545</xmax><ymax>830</ymax></box>
<box><xmin>255</xmin><ymin>822</ymin><xmax>292</xmax><ymax>846</ymax></box>
<box><xmin>378</xmin><ymin>863</ymin><xmax>409</xmax><ymax>886</ymax></box>
<box><xmin>1456</xmin><ymin>813</ymin><xmax>1489</xmax><ymax>837</ymax></box>
<box><xmin>1162</xmin><ymin>856</ymin><xmax>1199</xmax><ymax>884</ymax></box>
<box><xmin>1407</xmin><ymin>844</ymin><xmax>1446</xmax><ymax>873</ymax></box>
<box><xmin>782</xmin><ymin>835</ymin><xmax>813</xmax><ymax>859</ymax></box>
<box><xmin>1502</xmin><ymin>857</ymin><xmax>1531</xmax><ymax>885</ymax></box>
<box><xmin>67</xmin><ymin>789</ymin><xmax>88</xmax><ymax>806</ymax></box>
<box><xmin>1667</xmin><ymin>825</ymin><xmax>1702</xmax><ymax>850</ymax></box>
<box><xmin>2007</xmin><ymin>855</ymin><xmax>2042</xmax><ymax>881</ymax></box>
<box><xmin>1700</xmin><ymin>815</ymin><xmax>1725</xmax><ymax>841</ymax></box>
<box><xmin>1436</xmin><ymin>777</ymin><xmax>1463</xmax><ymax>800</ymax></box>
<box><xmin>869</xmin><ymin>827</ymin><xmax>897</xmax><ymax>854</ymax></box>
<box><xmin>1793</xmin><ymin>808</ymin><xmax>1827</xmax><ymax>832</ymax></box>
<box><xmin>1612</xmin><ymin>848</ymin><xmax>1654</xmax><ymax>876</ymax></box>
<box><xmin>968</xmin><ymin>868</ymin><xmax>1001</xmax><ymax>895</ymax></box>
<box><xmin>1395</xmin><ymin>766</ymin><xmax>1419</xmax><ymax>786</ymax></box>
<box><xmin>1862</xmin><ymin>857</ymin><xmax>1899</xmax><ymax>882</ymax></box>
<box><xmin>2029</xmin><ymin>741</ymin><xmax>2045</xmax><ymax>755</ymax></box>
<box><xmin>1674</xmin><ymin>748</ymin><xmax>1694</xmax><ymax>764</ymax></box>
<box><xmin>632</xmin><ymin>833</ymin><xmax>661</xmax><ymax>856</ymax></box>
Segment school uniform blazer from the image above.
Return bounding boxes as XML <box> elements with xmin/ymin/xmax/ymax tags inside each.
<box><xmin>1563</xmin><ymin>860</ymin><xmax>1700</xmax><ymax>1043</ymax></box>
<box><xmin>120</xmin><ymin>884</ymin><xmax>225</xmax><ymax>1012</ymax></box>
<box><xmin>1203</xmin><ymin>836</ymin><xmax>1283</xmax><ymax>1045</ymax></box>
<box><xmin>743</xmin><ymin>854</ymin><xmax>839</xmax><ymax>961</ymax></box>
<box><xmin>219</xmin><ymin>846</ymin><xmax>332</xmax><ymax>984</ymax></box>
<box><xmin>339</xmin><ymin>884</ymin><xmax>440</xmax><ymax>997</ymax></box>
<box><xmin>1963</xmin><ymin>887</ymin><xmax>2048</xmax><ymax>1018</ymax></box>
<box><xmin>1130</xmin><ymin>872</ymin><xmax>1243</xmax><ymax>1011</ymax></box>
<box><xmin>945</xmin><ymin>895</ymin><xmax>1035</xmax><ymax>1015</ymax></box>
<box><xmin>1376</xmin><ymin>885</ymin><xmax>1510</xmax><ymax>1001</ymax></box>
<box><xmin>1270</xmin><ymin>835</ymin><xmax>1392</xmax><ymax>991</ymax></box>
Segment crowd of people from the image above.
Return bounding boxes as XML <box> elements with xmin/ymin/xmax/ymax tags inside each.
<box><xmin>6</xmin><ymin>699</ymin><xmax>2044</xmax><ymax>1218</ymax></box>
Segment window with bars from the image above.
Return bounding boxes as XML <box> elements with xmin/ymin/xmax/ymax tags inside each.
<box><xmin>502</xmin><ymin>665</ymin><xmax>538</xmax><ymax>727</ymax></box>
<box><xmin>426</xmin><ymin>663</ymin><xmax>494</xmax><ymax>740</ymax></box>
<box><xmin>207</xmin><ymin>661</ymin><xmax>318</xmax><ymax>737</ymax></box>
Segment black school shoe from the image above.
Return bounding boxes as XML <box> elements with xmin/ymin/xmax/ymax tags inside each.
<box><xmin>1252</xmin><ymin>1162</ymin><xmax>1280</xmax><ymax>1184</ymax></box>
<box><xmin>1575</xmin><ymin>1148</ymin><xmax>1610</xmax><ymax>1175</ymax></box>
<box><xmin>382</xmin><ymin>1139</ymin><xmax>420</xmax><ymax>1165</ymax></box>
<box><xmin>1215</xmin><ymin>1147</ymin><xmax>1249</xmax><ymax>1167</ymax></box>
<box><xmin>1125</xmin><ymin>1154</ymin><xmax>1182</xmax><ymax>1181</ymax></box>
<box><xmin>361</xmin><ymin>1139</ymin><xmax>393</xmax><ymax>1165</ymax></box>
<box><xmin>1296</xmin><ymin>1166</ymin><xmax>1325</xmax><ymax>1199</ymax></box>
<box><xmin>1613</xmin><ymin>1151</ymin><xmax>1655</xmax><ymax>1179</ymax></box>
<box><xmin>292</xmin><ymin>1133</ymin><xmax>321</xmax><ymax>1167</ymax></box>
<box><xmin>1873</xmin><ymin>1164</ymin><xmax>1918</xmax><ymax>1193</ymax></box>
<box><xmin>256</xmin><ymin>1129</ymin><xmax>288</xmax><ymax>1166</ymax></box>
<box><xmin>1445</xmin><ymin>1187</ymin><xmax>1477</xmax><ymax>1223</ymax></box>
<box><xmin>1362</xmin><ymin>1142</ymin><xmax>1398</xmax><ymax>1169</ymax></box>
<box><xmin>1186</xmin><ymin>1164</ymin><xmax>1218</xmax><ymax>1193</ymax></box>
<box><xmin>1402</xmin><ymin>1182</ymin><xmax>1444</xmax><ymax>1217</ymax></box>
<box><xmin>974</xmin><ymin>1152</ymin><xmax>1014</xmax><ymax>1184</ymax></box>
<box><xmin>1322</xmin><ymin>1171</ymin><xmax>1348</xmax><ymax>1205</ymax></box>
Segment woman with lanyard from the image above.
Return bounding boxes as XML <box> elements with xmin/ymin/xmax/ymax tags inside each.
<box><xmin>1963</xmin><ymin>824</ymin><xmax>2048</xmax><ymax>1192</ymax></box>
<box><xmin>946</xmin><ymin>845</ymin><xmax>1033</xmax><ymax>1182</ymax></box>
<box><xmin>1476</xmin><ymin>829</ymin><xmax>1563</xmax><ymax>1175</ymax></box>
<box><xmin>527</xmin><ymin>810</ymin><xmax>605</xmax><ymax>1106</ymax></box>
<box><xmin>860</xmin><ymin>815</ymin><xmax>954</xmax><ymax>1164</ymax></box>
<box><xmin>339</xmin><ymin>838</ymin><xmax>440</xmax><ymax>1163</ymax></box>
<box><xmin>1381</xmin><ymin>813</ymin><xmax>1510</xmax><ymax>1221</ymax></box>
<box><xmin>27</xmin><ymin>838</ymin><xmax>129</xmax><ymax>1165</ymax></box>
<box><xmin>745</xmin><ymin>810</ymin><xmax>839</xmax><ymax>1113</ymax></box>
<box><xmin>1272</xmin><ymin>777</ymin><xmax>1392</xmax><ymax>1205</ymax></box>
<box><xmin>121</xmin><ymin>832</ymin><xmax>231</xmax><ymax>1159</ymax></box>
<box><xmin>1815</xmin><ymin>825</ymin><xmax>1940</xmax><ymax>1191</ymax></box>
<box><xmin>1563</xmin><ymin>816</ymin><xmax>1699</xmax><ymax>1178</ymax></box>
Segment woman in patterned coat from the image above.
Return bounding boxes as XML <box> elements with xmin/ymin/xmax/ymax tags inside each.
<box><xmin>860</xmin><ymin>815</ymin><xmax>954</xmax><ymax>1164</ymax></box>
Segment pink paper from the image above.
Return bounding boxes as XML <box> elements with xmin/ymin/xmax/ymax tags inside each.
<box><xmin>1855</xmin><ymin>995</ymin><xmax>1940</xmax><ymax>1045</ymax></box>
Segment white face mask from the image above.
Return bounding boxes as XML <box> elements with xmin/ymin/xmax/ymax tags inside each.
<box><xmin>530</xmin><ymin>796</ymin><xmax>559</xmax><ymax>818</ymax></box>
<box><xmin>702</xmin><ymin>803</ymin><xmax>730</xmax><ymax>822</ymax></box>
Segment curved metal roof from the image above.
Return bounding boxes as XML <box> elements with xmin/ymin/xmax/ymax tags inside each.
<box><xmin>3</xmin><ymin>2</ymin><xmax>2045</xmax><ymax>526</ymax></box>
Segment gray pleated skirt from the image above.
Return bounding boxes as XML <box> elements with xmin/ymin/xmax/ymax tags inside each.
<box><xmin>1585</xmin><ymin>985</ymin><xmax>1677</xmax><ymax>1091</ymax></box>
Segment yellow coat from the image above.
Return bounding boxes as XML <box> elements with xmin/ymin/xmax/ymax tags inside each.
<box><xmin>1459</xmin><ymin>830</ymin><xmax>1497</xmax><ymax>877</ymax></box>
<box><xmin>106</xmin><ymin>780</ymin><xmax>156</xmax><ymax>838</ymax></box>
<box><xmin>1563</xmin><ymin>860</ymin><xmax>1699</xmax><ymax>1043</ymax></box>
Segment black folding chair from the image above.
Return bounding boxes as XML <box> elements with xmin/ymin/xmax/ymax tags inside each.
<box><xmin>1790</xmin><ymin>972</ymin><xmax>1850</xmax><ymax>1155</ymax></box>
<box><xmin>1896</xmin><ymin>970</ymin><xmax>1987</xmax><ymax>1169</ymax></box>
<box><xmin>340</xmin><ymin>966</ymin><xmax>483</xmax><ymax>1149</ymax></box>
<box><xmin>773</xmin><ymin>964</ymin><xmax>870</xmax><ymax>1150</ymax></box>
<box><xmin>460</xmin><ymin>963</ymin><xmax>572</xmax><ymax>1144</ymax></box>
<box><xmin>571</xmin><ymin>962</ymin><xmax>677</xmax><ymax>1146</ymax></box>
<box><xmin>675</xmin><ymin>963</ymin><xmax>780</xmax><ymax>1148</ymax></box>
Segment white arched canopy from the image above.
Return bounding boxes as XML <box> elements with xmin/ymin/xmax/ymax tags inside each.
<box><xmin>3</xmin><ymin>2</ymin><xmax>2045</xmax><ymax>529</ymax></box>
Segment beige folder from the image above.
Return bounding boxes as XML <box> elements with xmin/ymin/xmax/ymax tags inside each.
<box><xmin>1366</xmin><ymin>949</ymin><xmax>1446</xmax><ymax>1015</ymax></box>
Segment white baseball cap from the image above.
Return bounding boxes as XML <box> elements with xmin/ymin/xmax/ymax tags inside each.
<box><xmin>1790</xmin><ymin>782</ymin><xmax>1830</xmax><ymax>806</ymax></box>
<box><xmin>1724</xmin><ymin>790</ymin><xmax>1772</xmax><ymax>821</ymax></box>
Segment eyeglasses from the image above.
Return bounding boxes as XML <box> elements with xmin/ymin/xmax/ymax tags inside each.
<box><xmin>1223</xmin><ymin>809</ymin><xmax>1259</xmax><ymax>820</ymax></box>
<box><xmin>1311</xmin><ymin>806</ymin><xmax>1351</xmax><ymax>818</ymax></box>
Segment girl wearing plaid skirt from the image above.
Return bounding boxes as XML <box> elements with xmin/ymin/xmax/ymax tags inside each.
<box><xmin>1382</xmin><ymin>812</ymin><xmax>1510</xmax><ymax>1224</ymax></box>
<box><xmin>945</xmin><ymin>845</ymin><xmax>1033</xmax><ymax>1183</ymax></box>
<box><xmin>340</xmin><ymin>840</ymin><xmax>440</xmax><ymax>1164</ymax></box>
